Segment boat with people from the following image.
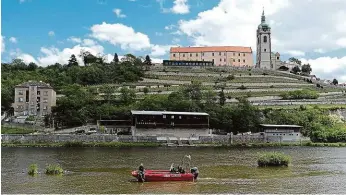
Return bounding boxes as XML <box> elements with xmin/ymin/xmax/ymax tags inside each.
<box><xmin>131</xmin><ymin>155</ymin><xmax>199</xmax><ymax>182</ymax></box>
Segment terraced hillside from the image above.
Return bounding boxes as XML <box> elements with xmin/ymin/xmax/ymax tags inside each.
<box><xmin>89</xmin><ymin>66</ymin><xmax>346</xmax><ymax>108</ymax></box>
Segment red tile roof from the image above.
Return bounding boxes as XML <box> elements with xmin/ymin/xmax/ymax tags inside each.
<box><xmin>170</xmin><ymin>46</ymin><xmax>252</xmax><ymax>53</ymax></box>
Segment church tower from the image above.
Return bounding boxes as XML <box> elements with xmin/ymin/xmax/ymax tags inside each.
<box><xmin>256</xmin><ymin>9</ymin><xmax>272</xmax><ymax>69</ymax></box>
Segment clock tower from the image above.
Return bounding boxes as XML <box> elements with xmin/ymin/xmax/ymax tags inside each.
<box><xmin>256</xmin><ymin>9</ymin><xmax>272</xmax><ymax>69</ymax></box>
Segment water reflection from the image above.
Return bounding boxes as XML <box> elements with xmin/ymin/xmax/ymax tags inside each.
<box><xmin>2</xmin><ymin>147</ymin><xmax>346</xmax><ymax>194</ymax></box>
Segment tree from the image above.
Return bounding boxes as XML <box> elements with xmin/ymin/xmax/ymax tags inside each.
<box><xmin>68</xmin><ymin>54</ymin><xmax>79</xmax><ymax>67</ymax></box>
<box><xmin>288</xmin><ymin>57</ymin><xmax>302</xmax><ymax>65</ymax></box>
<box><xmin>332</xmin><ymin>78</ymin><xmax>338</xmax><ymax>85</ymax></box>
<box><xmin>113</xmin><ymin>53</ymin><xmax>119</xmax><ymax>63</ymax></box>
<box><xmin>144</xmin><ymin>55</ymin><xmax>152</xmax><ymax>65</ymax></box>
<box><xmin>218</xmin><ymin>88</ymin><xmax>226</xmax><ymax>106</ymax></box>
<box><xmin>27</xmin><ymin>62</ymin><xmax>38</xmax><ymax>71</ymax></box>
<box><xmin>292</xmin><ymin>66</ymin><xmax>301</xmax><ymax>74</ymax></box>
<box><xmin>301</xmin><ymin>64</ymin><xmax>312</xmax><ymax>75</ymax></box>
<box><xmin>143</xmin><ymin>87</ymin><xmax>149</xmax><ymax>95</ymax></box>
<box><xmin>120</xmin><ymin>87</ymin><xmax>136</xmax><ymax>105</ymax></box>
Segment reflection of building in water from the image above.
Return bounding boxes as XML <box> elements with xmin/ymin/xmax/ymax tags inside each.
<box><xmin>130</xmin><ymin>110</ymin><xmax>210</xmax><ymax>137</ymax></box>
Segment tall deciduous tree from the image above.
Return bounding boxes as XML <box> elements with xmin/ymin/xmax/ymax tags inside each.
<box><xmin>292</xmin><ymin>66</ymin><xmax>301</xmax><ymax>74</ymax></box>
<box><xmin>301</xmin><ymin>64</ymin><xmax>312</xmax><ymax>74</ymax></box>
<box><xmin>68</xmin><ymin>54</ymin><xmax>79</xmax><ymax>67</ymax></box>
<box><xmin>332</xmin><ymin>78</ymin><xmax>338</xmax><ymax>85</ymax></box>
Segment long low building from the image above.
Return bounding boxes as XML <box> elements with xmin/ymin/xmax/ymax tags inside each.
<box><xmin>170</xmin><ymin>46</ymin><xmax>253</xmax><ymax>67</ymax></box>
<box><xmin>130</xmin><ymin>110</ymin><xmax>210</xmax><ymax>137</ymax></box>
<box><xmin>259</xmin><ymin>124</ymin><xmax>302</xmax><ymax>142</ymax></box>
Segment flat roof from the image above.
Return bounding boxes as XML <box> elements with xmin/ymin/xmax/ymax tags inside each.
<box><xmin>131</xmin><ymin>110</ymin><xmax>209</xmax><ymax>116</ymax></box>
<box><xmin>260</xmin><ymin>124</ymin><xmax>302</xmax><ymax>128</ymax></box>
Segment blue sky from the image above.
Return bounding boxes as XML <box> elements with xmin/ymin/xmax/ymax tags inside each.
<box><xmin>1</xmin><ymin>0</ymin><xmax>346</xmax><ymax>82</ymax></box>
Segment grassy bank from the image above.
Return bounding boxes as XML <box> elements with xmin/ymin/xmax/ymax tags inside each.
<box><xmin>2</xmin><ymin>141</ymin><xmax>346</xmax><ymax>148</ymax></box>
<box><xmin>1</xmin><ymin>126</ymin><xmax>37</xmax><ymax>134</ymax></box>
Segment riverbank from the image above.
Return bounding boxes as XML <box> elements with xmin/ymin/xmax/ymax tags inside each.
<box><xmin>2</xmin><ymin>141</ymin><xmax>346</xmax><ymax>148</ymax></box>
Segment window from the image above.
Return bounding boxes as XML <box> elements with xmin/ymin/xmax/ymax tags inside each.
<box><xmin>190</xmin><ymin>54</ymin><xmax>192</xmax><ymax>57</ymax></box>
<box><xmin>183</xmin><ymin>54</ymin><xmax>185</xmax><ymax>57</ymax></box>
<box><xmin>43</xmin><ymin>98</ymin><xmax>48</xmax><ymax>103</ymax></box>
<box><xmin>224</xmin><ymin>53</ymin><xmax>226</xmax><ymax>56</ymax></box>
<box><xmin>233</xmin><ymin>53</ymin><xmax>235</xmax><ymax>56</ymax></box>
<box><xmin>37</xmin><ymin>91</ymin><xmax>41</xmax><ymax>95</ymax></box>
<box><xmin>264</xmin><ymin>49</ymin><xmax>267</xmax><ymax>52</ymax></box>
<box><xmin>220</xmin><ymin>59</ymin><xmax>222</xmax><ymax>62</ymax></box>
<box><xmin>171</xmin><ymin>115</ymin><xmax>174</xmax><ymax>119</ymax></box>
<box><xmin>224</xmin><ymin>59</ymin><xmax>226</xmax><ymax>62</ymax></box>
<box><xmin>243</xmin><ymin>60</ymin><xmax>245</xmax><ymax>63</ymax></box>
<box><xmin>212</xmin><ymin>59</ymin><xmax>214</xmax><ymax>62</ymax></box>
<box><xmin>233</xmin><ymin>59</ymin><xmax>235</xmax><ymax>62</ymax></box>
<box><xmin>238</xmin><ymin>59</ymin><xmax>240</xmax><ymax>62</ymax></box>
<box><xmin>163</xmin><ymin>115</ymin><xmax>166</xmax><ymax>119</ymax></box>
<box><xmin>43</xmin><ymin>91</ymin><xmax>48</xmax><ymax>96</ymax></box>
<box><xmin>243</xmin><ymin>53</ymin><xmax>245</xmax><ymax>57</ymax></box>
<box><xmin>277</xmin><ymin>57</ymin><xmax>279</xmax><ymax>60</ymax></box>
<box><xmin>202</xmin><ymin>53</ymin><xmax>204</xmax><ymax>56</ymax></box>
<box><xmin>18</xmin><ymin>90</ymin><xmax>23</xmax><ymax>95</ymax></box>
<box><xmin>18</xmin><ymin>97</ymin><xmax>23</xmax><ymax>102</ymax></box>
<box><xmin>212</xmin><ymin>53</ymin><xmax>214</xmax><ymax>56</ymax></box>
<box><xmin>219</xmin><ymin>52</ymin><xmax>221</xmax><ymax>56</ymax></box>
<box><xmin>173</xmin><ymin>54</ymin><xmax>176</xmax><ymax>57</ymax></box>
<box><xmin>43</xmin><ymin>106</ymin><xmax>47</xmax><ymax>110</ymax></box>
<box><xmin>196</xmin><ymin>53</ymin><xmax>198</xmax><ymax>57</ymax></box>
<box><xmin>238</xmin><ymin>53</ymin><xmax>240</xmax><ymax>56</ymax></box>
<box><xmin>264</xmin><ymin>36</ymin><xmax>268</xmax><ymax>43</ymax></box>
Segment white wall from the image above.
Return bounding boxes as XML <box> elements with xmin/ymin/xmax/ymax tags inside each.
<box><xmin>133</xmin><ymin>128</ymin><xmax>210</xmax><ymax>138</ymax></box>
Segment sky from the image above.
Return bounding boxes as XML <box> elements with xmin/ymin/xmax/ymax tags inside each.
<box><xmin>1</xmin><ymin>0</ymin><xmax>346</xmax><ymax>83</ymax></box>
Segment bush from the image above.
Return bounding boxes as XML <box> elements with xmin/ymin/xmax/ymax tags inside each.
<box><xmin>237</xmin><ymin>85</ymin><xmax>247</xmax><ymax>90</ymax></box>
<box><xmin>280</xmin><ymin>89</ymin><xmax>319</xmax><ymax>100</ymax></box>
<box><xmin>28</xmin><ymin>163</ymin><xmax>38</xmax><ymax>176</ymax></box>
<box><xmin>257</xmin><ymin>152</ymin><xmax>291</xmax><ymax>167</ymax></box>
<box><xmin>45</xmin><ymin>164</ymin><xmax>64</xmax><ymax>175</ymax></box>
<box><xmin>227</xmin><ymin>74</ymin><xmax>235</xmax><ymax>80</ymax></box>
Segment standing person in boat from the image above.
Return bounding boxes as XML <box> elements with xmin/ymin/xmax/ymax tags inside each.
<box><xmin>138</xmin><ymin>163</ymin><xmax>145</xmax><ymax>182</ymax></box>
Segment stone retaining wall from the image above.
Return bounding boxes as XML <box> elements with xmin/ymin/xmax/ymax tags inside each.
<box><xmin>1</xmin><ymin>134</ymin><xmax>303</xmax><ymax>144</ymax></box>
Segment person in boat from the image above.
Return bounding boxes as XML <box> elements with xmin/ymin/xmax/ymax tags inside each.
<box><xmin>177</xmin><ymin>166</ymin><xmax>185</xmax><ymax>174</ymax></box>
<box><xmin>138</xmin><ymin>163</ymin><xmax>144</xmax><ymax>172</ymax></box>
<box><xmin>170</xmin><ymin>163</ymin><xmax>176</xmax><ymax>172</ymax></box>
<box><xmin>138</xmin><ymin>163</ymin><xmax>145</xmax><ymax>181</ymax></box>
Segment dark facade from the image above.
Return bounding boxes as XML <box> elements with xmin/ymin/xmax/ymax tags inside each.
<box><xmin>163</xmin><ymin>60</ymin><xmax>214</xmax><ymax>67</ymax></box>
<box><xmin>131</xmin><ymin>111</ymin><xmax>209</xmax><ymax>129</ymax></box>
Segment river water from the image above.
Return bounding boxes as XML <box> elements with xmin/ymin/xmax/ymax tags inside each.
<box><xmin>2</xmin><ymin>147</ymin><xmax>346</xmax><ymax>194</ymax></box>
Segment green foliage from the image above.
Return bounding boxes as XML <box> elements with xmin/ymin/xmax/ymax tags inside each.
<box><xmin>28</xmin><ymin>163</ymin><xmax>38</xmax><ymax>176</ymax></box>
<box><xmin>237</xmin><ymin>85</ymin><xmax>247</xmax><ymax>90</ymax></box>
<box><xmin>25</xmin><ymin>115</ymin><xmax>35</xmax><ymax>121</ymax></box>
<box><xmin>45</xmin><ymin>164</ymin><xmax>64</xmax><ymax>175</ymax></box>
<box><xmin>332</xmin><ymin>79</ymin><xmax>338</xmax><ymax>85</ymax></box>
<box><xmin>257</xmin><ymin>152</ymin><xmax>291</xmax><ymax>167</ymax></box>
<box><xmin>1</xmin><ymin>126</ymin><xmax>36</xmax><ymax>134</ymax></box>
<box><xmin>289</xmin><ymin>57</ymin><xmax>302</xmax><ymax>65</ymax></box>
<box><xmin>292</xmin><ymin>66</ymin><xmax>301</xmax><ymax>74</ymax></box>
<box><xmin>143</xmin><ymin>87</ymin><xmax>149</xmax><ymax>95</ymax></box>
<box><xmin>301</xmin><ymin>64</ymin><xmax>312</xmax><ymax>74</ymax></box>
<box><xmin>280</xmin><ymin>89</ymin><xmax>319</xmax><ymax>100</ymax></box>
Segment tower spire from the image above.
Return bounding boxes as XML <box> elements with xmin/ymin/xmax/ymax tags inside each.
<box><xmin>261</xmin><ymin>7</ymin><xmax>265</xmax><ymax>23</ymax></box>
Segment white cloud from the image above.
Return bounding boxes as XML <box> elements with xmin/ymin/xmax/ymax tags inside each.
<box><xmin>19</xmin><ymin>0</ymin><xmax>26</xmax><ymax>3</ymax></box>
<box><xmin>301</xmin><ymin>56</ymin><xmax>346</xmax><ymax>83</ymax></box>
<box><xmin>82</xmin><ymin>39</ymin><xmax>97</xmax><ymax>46</ymax></box>
<box><xmin>1</xmin><ymin>36</ymin><xmax>5</xmax><ymax>53</ymax></box>
<box><xmin>113</xmin><ymin>8</ymin><xmax>126</xmax><ymax>18</ymax></box>
<box><xmin>68</xmin><ymin>36</ymin><xmax>82</xmax><ymax>43</ymax></box>
<box><xmin>9</xmin><ymin>37</ymin><xmax>18</xmax><ymax>43</ymax></box>
<box><xmin>165</xmin><ymin>24</ymin><xmax>175</xmax><ymax>30</ymax></box>
<box><xmin>150</xmin><ymin>44</ymin><xmax>173</xmax><ymax>57</ymax></box>
<box><xmin>48</xmin><ymin>31</ymin><xmax>55</xmax><ymax>36</ymax></box>
<box><xmin>171</xmin><ymin>0</ymin><xmax>190</xmax><ymax>14</ymax></box>
<box><xmin>90</xmin><ymin>22</ymin><xmax>151</xmax><ymax>51</ymax></box>
<box><xmin>177</xmin><ymin>0</ymin><xmax>346</xmax><ymax>54</ymax></box>
<box><xmin>286</xmin><ymin>50</ymin><xmax>305</xmax><ymax>57</ymax></box>
<box><xmin>16</xmin><ymin>43</ymin><xmax>105</xmax><ymax>66</ymax></box>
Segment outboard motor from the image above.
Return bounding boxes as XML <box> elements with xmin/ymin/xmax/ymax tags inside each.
<box><xmin>190</xmin><ymin>167</ymin><xmax>199</xmax><ymax>180</ymax></box>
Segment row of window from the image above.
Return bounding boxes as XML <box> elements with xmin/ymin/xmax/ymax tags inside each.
<box><xmin>212</xmin><ymin>59</ymin><xmax>246</xmax><ymax>63</ymax></box>
<box><xmin>18</xmin><ymin>90</ymin><xmax>49</xmax><ymax>96</ymax></box>
<box><xmin>173</xmin><ymin>52</ymin><xmax>247</xmax><ymax>58</ymax></box>
<box><xmin>271</xmin><ymin>133</ymin><xmax>299</xmax><ymax>136</ymax></box>
<box><xmin>18</xmin><ymin>98</ymin><xmax>48</xmax><ymax>102</ymax></box>
<box><xmin>163</xmin><ymin>61</ymin><xmax>213</xmax><ymax>66</ymax></box>
<box><xmin>16</xmin><ymin>105</ymin><xmax>48</xmax><ymax>109</ymax></box>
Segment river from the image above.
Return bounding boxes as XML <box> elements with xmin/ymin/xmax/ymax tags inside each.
<box><xmin>2</xmin><ymin>147</ymin><xmax>346</xmax><ymax>194</ymax></box>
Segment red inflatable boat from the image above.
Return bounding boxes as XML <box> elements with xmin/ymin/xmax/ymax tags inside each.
<box><xmin>131</xmin><ymin>155</ymin><xmax>199</xmax><ymax>182</ymax></box>
<box><xmin>131</xmin><ymin>168</ymin><xmax>199</xmax><ymax>182</ymax></box>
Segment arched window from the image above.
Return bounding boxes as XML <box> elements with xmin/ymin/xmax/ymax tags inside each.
<box><xmin>264</xmin><ymin>36</ymin><xmax>267</xmax><ymax>43</ymax></box>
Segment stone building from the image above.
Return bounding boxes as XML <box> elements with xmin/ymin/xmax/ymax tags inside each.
<box><xmin>170</xmin><ymin>46</ymin><xmax>253</xmax><ymax>67</ymax></box>
<box><xmin>256</xmin><ymin>9</ymin><xmax>272</xmax><ymax>69</ymax></box>
<box><xmin>12</xmin><ymin>81</ymin><xmax>56</xmax><ymax>116</ymax></box>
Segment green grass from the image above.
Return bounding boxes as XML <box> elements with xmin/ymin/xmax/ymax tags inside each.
<box><xmin>45</xmin><ymin>164</ymin><xmax>64</xmax><ymax>175</ymax></box>
<box><xmin>28</xmin><ymin>163</ymin><xmax>38</xmax><ymax>176</ymax></box>
<box><xmin>257</xmin><ymin>152</ymin><xmax>291</xmax><ymax>167</ymax></box>
<box><xmin>1</xmin><ymin>126</ymin><xmax>37</xmax><ymax>134</ymax></box>
<box><xmin>257</xmin><ymin>104</ymin><xmax>346</xmax><ymax>110</ymax></box>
